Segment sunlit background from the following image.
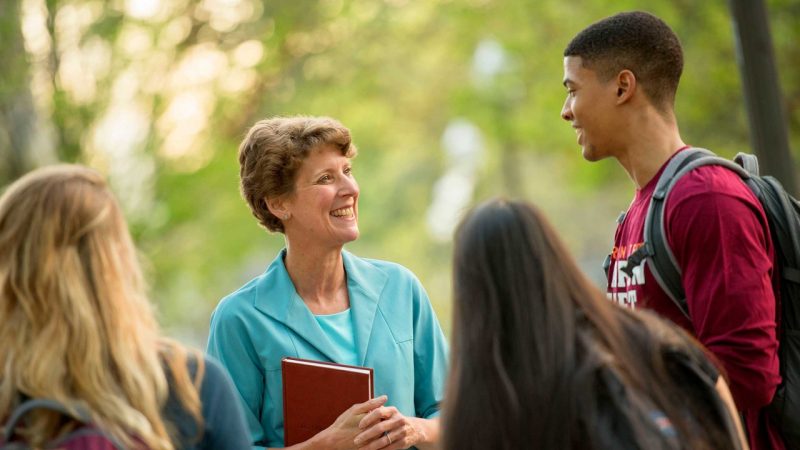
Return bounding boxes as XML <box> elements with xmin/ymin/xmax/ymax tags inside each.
<box><xmin>1</xmin><ymin>0</ymin><xmax>797</xmax><ymax>347</ymax></box>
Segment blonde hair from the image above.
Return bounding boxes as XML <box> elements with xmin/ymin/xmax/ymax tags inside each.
<box><xmin>238</xmin><ymin>116</ymin><xmax>357</xmax><ymax>233</ymax></box>
<box><xmin>0</xmin><ymin>165</ymin><xmax>203</xmax><ymax>449</ymax></box>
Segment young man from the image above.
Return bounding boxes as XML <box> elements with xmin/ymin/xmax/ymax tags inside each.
<box><xmin>560</xmin><ymin>11</ymin><xmax>784</xmax><ymax>449</ymax></box>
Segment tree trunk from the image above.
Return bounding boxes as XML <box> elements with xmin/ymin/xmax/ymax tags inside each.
<box><xmin>729</xmin><ymin>0</ymin><xmax>797</xmax><ymax>194</ymax></box>
<box><xmin>0</xmin><ymin>0</ymin><xmax>37</xmax><ymax>184</ymax></box>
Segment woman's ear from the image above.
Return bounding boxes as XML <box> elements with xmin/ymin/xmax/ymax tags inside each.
<box><xmin>266</xmin><ymin>196</ymin><xmax>291</xmax><ymax>221</ymax></box>
<box><xmin>615</xmin><ymin>69</ymin><xmax>636</xmax><ymax>104</ymax></box>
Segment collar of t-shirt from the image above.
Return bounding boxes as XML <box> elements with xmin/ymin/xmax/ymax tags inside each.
<box><xmin>634</xmin><ymin>145</ymin><xmax>692</xmax><ymax>202</ymax></box>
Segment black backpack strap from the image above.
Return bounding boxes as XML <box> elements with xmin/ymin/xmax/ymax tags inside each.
<box><xmin>2</xmin><ymin>399</ymin><xmax>125</xmax><ymax>450</ymax></box>
<box><xmin>762</xmin><ymin>176</ymin><xmax>800</xmax><ymax>267</ymax></box>
<box><xmin>731</xmin><ymin>153</ymin><xmax>800</xmax><ymax>286</ymax></box>
<box><xmin>643</xmin><ymin>147</ymin><xmax>751</xmax><ymax>320</ymax></box>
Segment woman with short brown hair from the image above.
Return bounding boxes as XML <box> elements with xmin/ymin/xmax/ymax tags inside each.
<box><xmin>208</xmin><ymin>116</ymin><xmax>448</xmax><ymax>450</ymax></box>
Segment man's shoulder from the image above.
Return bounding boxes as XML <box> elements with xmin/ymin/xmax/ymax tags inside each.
<box><xmin>668</xmin><ymin>163</ymin><xmax>758</xmax><ymax>207</ymax></box>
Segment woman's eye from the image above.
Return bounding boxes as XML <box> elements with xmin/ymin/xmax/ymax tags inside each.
<box><xmin>344</xmin><ymin>167</ymin><xmax>352</xmax><ymax>175</ymax></box>
<box><xmin>318</xmin><ymin>175</ymin><xmax>332</xmax><ymax>183</ymax></box>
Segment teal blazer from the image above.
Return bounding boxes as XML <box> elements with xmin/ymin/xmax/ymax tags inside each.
<box><xmin>207</xmin><ymin>250</ymin><xmax>449</xmax><ymax>449</ymax></box>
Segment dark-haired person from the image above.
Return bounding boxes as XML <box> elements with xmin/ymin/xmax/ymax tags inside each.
<box><xmin>560</xmin><ymin>11</ymin><xmax>783</xmax><ymax>449</ymax></box>
<box><xmin>206</xmin><ymin>116</ymin><xmax>448</xmax><ymax>449</ymax></box>
<box><xmin>444</xmin><ymin>198</ymin><xmax>748</xmax><ymax>450</ymax></box>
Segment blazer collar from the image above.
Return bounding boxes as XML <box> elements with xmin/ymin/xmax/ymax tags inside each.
<box><xmin>343</xmin><ymin>251</ymin><xmax>387</xmax><ymax>365</ymax></box>
<box><xmin>253</xmin><ymin>249</ymin><xmax>388</xmax><ymax>365</ymax></box>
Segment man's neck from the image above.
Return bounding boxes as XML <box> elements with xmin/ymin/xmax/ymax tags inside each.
<box><xmin>615</xmin><ymin>109</ymin><xmax>685</xmax><ymax>189</ymax></box>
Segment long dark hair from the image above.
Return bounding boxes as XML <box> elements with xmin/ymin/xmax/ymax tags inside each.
<box><xmin>443</xmin><ymin>198</ymin><xmax>741</xmax><ymax>450</ymax></box>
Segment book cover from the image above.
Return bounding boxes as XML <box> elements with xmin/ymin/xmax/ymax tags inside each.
<box><xmin>281</xmin><ymin>357</ymin><xmax>374</xmax><ymax>446</ymax></box>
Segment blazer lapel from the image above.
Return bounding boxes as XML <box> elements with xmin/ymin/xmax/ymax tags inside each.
<box><xmin>343</xmin><ymin>251</ymin><xmax>388</xmax><ymax>366</ymax></box>
<box><xmin>253</xmin><ymin>250</ymin><xmax>341</xmax><ymax>363</ymax></box>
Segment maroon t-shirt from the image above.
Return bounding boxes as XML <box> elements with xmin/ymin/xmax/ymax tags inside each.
<box><xmin>607</xmin><ymin>149</ymin><xmax>784</xmax><ymax>450</ymax></box>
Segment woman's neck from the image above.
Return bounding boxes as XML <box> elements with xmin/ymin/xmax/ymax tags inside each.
<box><xmin>283</xmin><ymin>242</ymin><xmax>349</xmax><ymax>314</ymax></box>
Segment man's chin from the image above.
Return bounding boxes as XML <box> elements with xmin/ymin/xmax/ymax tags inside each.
<box><xmin>581</xmin><ymin>145</ymin><xmax>609</xmax><ymax>162</ymax></box>
<box><xmin>581</xmin><ymin>147</ymin><xmax>599</xmax><ymax>162</ymax></box>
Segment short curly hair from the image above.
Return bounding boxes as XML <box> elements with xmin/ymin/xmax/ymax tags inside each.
<box><xmin>238</xmin><ymin>116</ymin><xmax>358</xmax><ymax>233</ymax></box>
<box><xmin>564</xmin><ymin>11</ymin><xmax>683</xmax><ymax>111</ymax></box>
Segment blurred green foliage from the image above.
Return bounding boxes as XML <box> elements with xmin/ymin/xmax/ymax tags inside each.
<box><xmin>0</xmin><ymin>0</ymin><xmax>797</xmax><ymax>346</ymax></box>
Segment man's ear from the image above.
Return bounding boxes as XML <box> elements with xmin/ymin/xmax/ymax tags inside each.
<box><xmin>615</xmin><ymin>70</ymin><xmax>636</xmax><ymax>104</ymax></box>
<box><xmin>265</xmin><ymin>196</ymin><xmax>290</xmax><ymax>221</ymax></box>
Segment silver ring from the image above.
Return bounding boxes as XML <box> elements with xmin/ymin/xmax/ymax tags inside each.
<box><xmin>386</xmin><ymin>432</ymin><xmax>392</xmax><ymax>445</ymax></box>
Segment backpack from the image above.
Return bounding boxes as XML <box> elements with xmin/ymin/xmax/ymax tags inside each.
<box><xmin>1</xmin><ymin>398</ymin><xmax>125</xmax><ymax>450</ymax></box>
<box><xmin>612</xmin><ymin>147</ymin><xmax>800</xmax><ymax>449</ymax></box>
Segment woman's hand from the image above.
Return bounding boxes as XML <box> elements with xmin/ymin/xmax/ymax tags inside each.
<box><xmin>309</xmin><ymin>395</ymin><xmax>388</xmax><ymax>450</ymax></box>
<box><xmin>353</xmin><ymin>406</ymin><xmax>439</xmax><ymax>450</ymax></box>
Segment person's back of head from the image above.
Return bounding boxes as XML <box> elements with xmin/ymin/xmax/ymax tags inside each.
<box><xmin>0</xmin><ymin>165</ymin><xmax>202</xmax><ymax>449</ymax></box>
<box><xmin>564</xmin><ymin>11</ymin><xmax>683</xmax><ymax>112</ymax></box>
<box><xmin>443</xmin><ymin>198</ymin><xmax>742</xmax><ymax>450</ymax></box>
<box><xmin>445</xmin><ymin>198</ymin><xmax>605</xmax><ymax>448</ymax></box>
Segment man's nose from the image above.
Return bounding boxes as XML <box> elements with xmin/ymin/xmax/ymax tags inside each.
<box><xmin>561</xmin><ymin>100</ymin><xmax>573</xmax><ymax>122</ymax></box>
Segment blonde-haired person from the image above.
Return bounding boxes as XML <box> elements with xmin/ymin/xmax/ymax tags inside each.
<box><xmin>0</xmin><ymin>165</ymin><xmax>250</xmax><ymax>449</ymax></box>
<box><xmin>207</xmin><ymin>116</ymin><xmax>448</xmax><ymax>449</ymax></box>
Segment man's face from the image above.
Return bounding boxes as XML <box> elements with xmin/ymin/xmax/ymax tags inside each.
<box><xmin>561</xmin><ymin>56</ymin><xmax>620</xmax><ymax>162</ymax></box>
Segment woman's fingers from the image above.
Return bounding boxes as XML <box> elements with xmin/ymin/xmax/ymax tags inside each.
<box><xmin>354</xmin><ymin>412</ymin><xmax>402</xmax><ymax>447</ymax></box>
<box><xmin>350</xmin><ymin>395</ymin><xmax>388</xmax><ymax>415</ymax></box>
<box><xmin>360</xmin><ymin>432</ymin><xmax>394</xmax><ymax>450</ymax></box>
<box><xmin>358</xmin><ymin>424</ymin><xmax>414</xmax><ymax>450</ymax></box>
<box><xmin>358</xmin><ymin>405</ymin><xmax>398</xmax><ymax>429</ymax></box>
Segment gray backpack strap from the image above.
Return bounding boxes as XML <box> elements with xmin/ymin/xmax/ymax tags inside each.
<box><xmin>641</xmin><ymin>147</ymin><xmax>751</xmax><ymax>320</ymax></box>
<box><xmin>603</xmin><ymin>211</ymin><xmax>628</xmax><ymax>277</ymax></box>
<box><xmin>3</xmin><ymin>399</ymin><xmax>84</xmax><ymax>438</ymax></box>
<box><xmin>734</xmin><ymin>153</ymin><xmax>760</xmax><ymax>176</ymax></box>
<box><xmin>2</xmin><ymin>399</ymin><xmax>125</xmax><ymax>450</ymax></box>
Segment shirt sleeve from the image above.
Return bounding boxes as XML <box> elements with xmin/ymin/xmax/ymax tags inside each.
<box><xmin>206</xmin><ymin>301</ymin><xmax>268</xmax><ymax>448</ymax></box>
<box><xmin>198</xmin><ymin>356</ymin><xmax>255</xmax><ymax>450</ymax></box>
<box><xmin>666</xmin><ymin>175</ymin><xmax>780</xmax><ymax>410</ymax></box>
<box><xmin>409</xmin><ymin>275</ymin><xmax>449</xmax><ymax>419</ymax></box>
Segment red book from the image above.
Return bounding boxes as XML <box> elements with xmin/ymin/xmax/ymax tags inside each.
<box><xmin>281</xmin><ymin>357</ymin><xmax>374</xmax><ymax>446</ymax></box>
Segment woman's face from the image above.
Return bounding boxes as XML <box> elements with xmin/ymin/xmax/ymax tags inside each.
<box><xmin>282</xmin><ymin>144</ymin><xmax>359</xmax><ymax>249</ymax></box>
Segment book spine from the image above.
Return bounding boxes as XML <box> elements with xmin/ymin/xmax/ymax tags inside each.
<box><xmin>281</xmin><ymin>359</ymin><xmax>291</xmax><ymax>446</ymax></box>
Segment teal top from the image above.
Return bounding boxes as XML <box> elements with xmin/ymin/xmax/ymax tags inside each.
<box><xmin>206</xmin><ymin>250</ymin><xmax>449</xmax><ymax>449</ymax></box>
<box><xmin>314</xmin><ymin>309</ymin><xmax>359</xmax><ymax>366</ymax></box>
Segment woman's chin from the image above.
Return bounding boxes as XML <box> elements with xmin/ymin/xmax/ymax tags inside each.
<box><xmin>343</xmin><ymin>229</ymin><xmax>360</xmax><ymax>244</ymax></box>
<box><xmin>332</xmin><ymin>227</ymin><xmax>359</xmax><ymax>246</ymax></box>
